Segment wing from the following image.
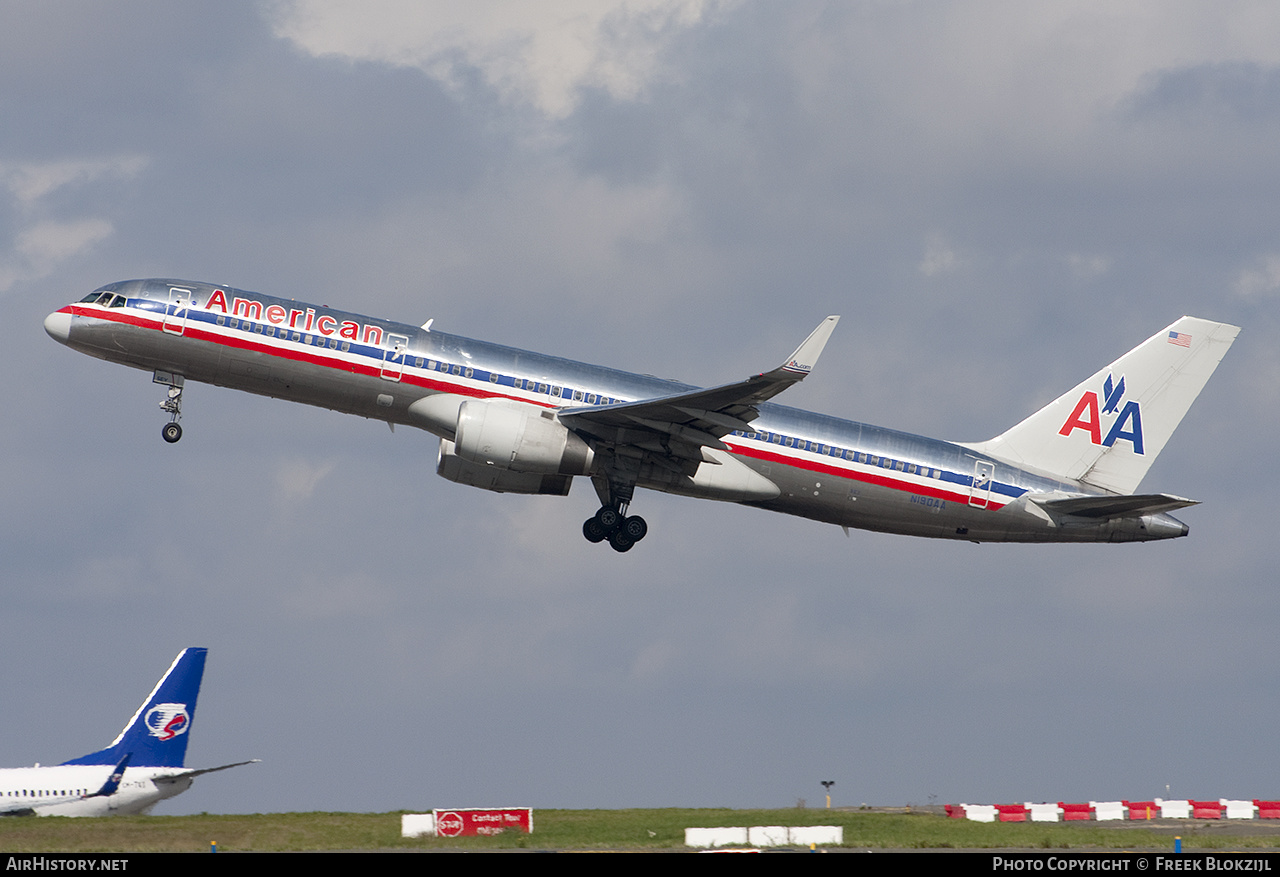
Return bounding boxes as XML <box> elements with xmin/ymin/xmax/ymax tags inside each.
<box><xmin>560</xmin><ymin>316</ymin><xmax>839</xmax><ymax>455</ymax></box>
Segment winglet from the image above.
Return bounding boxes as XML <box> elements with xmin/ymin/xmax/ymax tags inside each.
<box><xmin>84</xmin><ymin>753</ymin><xmax>131</xmax><ymax>799</ymax></box>
<box><xmin>778</xmin><ymin>316</ymin><xmax>839</xmax><ymax>377</ymax></box>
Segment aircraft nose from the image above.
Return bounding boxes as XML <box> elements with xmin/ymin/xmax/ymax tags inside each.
<box><xmin>44</xmin><ymin>310</ymin><xmax>71</xmax><ymax>343</ymax></box>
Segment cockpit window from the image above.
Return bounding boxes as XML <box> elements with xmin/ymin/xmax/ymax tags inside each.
<box><xmin>108</xmin><ymin>295</ymin><xmax>126</xmax><ymax>307</ymax></box>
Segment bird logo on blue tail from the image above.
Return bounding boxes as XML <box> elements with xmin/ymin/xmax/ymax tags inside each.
<box><xmin>145</xmin><ymin>704</ymin><xmax>190</xmax><ymax>741</ymax></box>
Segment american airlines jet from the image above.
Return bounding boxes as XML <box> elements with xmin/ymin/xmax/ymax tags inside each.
<box><xmin>45</xmin><ymin>280</ymin><xmax>1238</xmax><ymax>551</ymax></box>
<box><xmin>0</xmin><ymin>648</ymin><xmax>256</xmax><ymax>816</ymax></box>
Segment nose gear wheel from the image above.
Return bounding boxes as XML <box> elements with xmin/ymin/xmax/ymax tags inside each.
<box><xmin>155</xmin><ymin>371</ymin><xmax>185</xmax><ymax>443</ymax></box>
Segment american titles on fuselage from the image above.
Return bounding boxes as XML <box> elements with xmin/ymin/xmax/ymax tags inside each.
<box><xmin>204</xmin><ymin>288</ymin><xmax>384</xmax><ymax>345</ymax></box>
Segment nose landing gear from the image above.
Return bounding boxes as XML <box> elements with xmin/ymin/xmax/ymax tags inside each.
<box><xmin>155</xmin><ymin>371</ymin><xmax>184</xmax><ymax>443</ymax></box>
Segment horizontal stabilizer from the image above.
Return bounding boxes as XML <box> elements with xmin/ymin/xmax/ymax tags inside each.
<box><xmin>155</xmin><ymin>759</ymin><xmax>261</xmax><ymax>784</ymax></box>
<box><xmin>1034</xmin><ymin>493</ymin><xmax>1199</xmax><ymax>519</ymax></box>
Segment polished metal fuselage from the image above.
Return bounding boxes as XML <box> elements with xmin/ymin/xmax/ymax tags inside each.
<box><xmin>51</xmin><ymin>279</ymin><xmax>1189</xmax><ymax>543</ymax></box>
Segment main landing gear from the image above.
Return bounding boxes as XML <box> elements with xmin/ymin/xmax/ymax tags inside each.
<box><xmin>582</xmin><ymin>505</ymin><xmax>649</xmax><ymax>553</ymax></box>
<box><xmin>155</xmin><ymin>371</ymin><xmax>184</xmax><ymax>443</ymax></box>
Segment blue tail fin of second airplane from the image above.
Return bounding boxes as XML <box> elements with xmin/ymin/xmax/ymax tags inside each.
<box><xmin>60</xmin><ymin>648</ymin><xmax>207</xmax><ymax>768</ymax></box>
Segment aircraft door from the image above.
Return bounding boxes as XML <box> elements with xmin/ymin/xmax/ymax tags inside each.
<box><xmin>162</xmin><ymin>287</ymin><xmax>191</xmax><ymax>335</ymax></box>
<box><xmin>381</xmin><ymin>333</ymin><xmax>409</xmax><ymax>381</ymax></box>
<box><xmin>969</xmin><ymin>460</ymin><xmax>995</xmax><ymax>509</ymax></box>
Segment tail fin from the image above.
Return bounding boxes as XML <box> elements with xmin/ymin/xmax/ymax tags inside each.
<box><xmin>60</xmin><ymin>648</ymin><xmax>207</xmax><ymax>768</ymax></box>
<box><xmin>964</xmin><ymin>317</ymin><xmax>1239</xmax><ymax>494</ymax></box>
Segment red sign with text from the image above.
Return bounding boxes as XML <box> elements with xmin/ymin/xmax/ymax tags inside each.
<box><xmin>432</xmin><ymin>808</ymin><xmax>533</xmax><ymax>837</ymax></box>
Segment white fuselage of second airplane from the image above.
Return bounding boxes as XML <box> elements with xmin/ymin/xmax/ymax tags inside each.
<box><xmin>0</xmin><ymin>764</ymin><xmax>190</xmax><ymax>817</ymax></box>
<box><xmin>45</xmin><ymin>279</ymin><xmax>1192</xmax><ymax>543</ymax></box>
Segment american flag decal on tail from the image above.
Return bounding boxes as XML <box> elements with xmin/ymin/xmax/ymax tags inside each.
<box><xmin>1168</xmin><ymin>331</ymin><xmax>1191</xmax><ymax>348</ymax></box>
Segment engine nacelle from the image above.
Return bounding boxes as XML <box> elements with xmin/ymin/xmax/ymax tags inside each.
<box><xmin>437</xmin><ymin>440</ymin><xmax>572</xmax><ymax>495</ymax></box>
<box><xmin>454</xmin><ymin>399</ymin><xmax>594</xmax><ymax>475</ymax></box>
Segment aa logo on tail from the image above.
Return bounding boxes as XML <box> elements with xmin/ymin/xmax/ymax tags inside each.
<box><xmin>1058</xmin><ymin>373</ymin><xmax>1144</xmax><ymax>454</ymax></box>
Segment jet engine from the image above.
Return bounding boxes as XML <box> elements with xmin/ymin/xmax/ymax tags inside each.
<box><xmin>437</xmin><ymin>439</ymin><xmax>573</xmax><ymax>495</ymax></box>
<box><xmin>453</xmin><ymin>399</ymin><xmax>594</xmax><ymax>476</ymax></box>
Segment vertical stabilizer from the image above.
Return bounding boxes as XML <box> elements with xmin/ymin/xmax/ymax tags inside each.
<box><xmin>964</xmin><ymin>317</ymin><xmax>1239</xmax><ymax>494</ymax></box>
<box><xmin>61</xmin><ymin>648</ymin><xmax>207</xmax><ymax>768</ymax></box>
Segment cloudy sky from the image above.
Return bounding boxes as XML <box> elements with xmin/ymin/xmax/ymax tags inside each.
<box><xmin>3</xmin><ymin>1</ymin><xmax>1278</xmax><ymax>815</ymax></box>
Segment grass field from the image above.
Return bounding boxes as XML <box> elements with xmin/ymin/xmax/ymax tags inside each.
<box><xmin>1</xmin><ymin>809</ymin><xmax>1278</xmax><ymax>852</ymax></box>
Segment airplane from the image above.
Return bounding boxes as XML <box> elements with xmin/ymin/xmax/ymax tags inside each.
<box><xmin>45</xmin><ymin>279</ymin><xmax>1239</xmax><ymax>551</ymax></box>
<box><xmin>0</xmin><ymin>648</ymin><xmax>257</xmax><ymax>816</ymax></box>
